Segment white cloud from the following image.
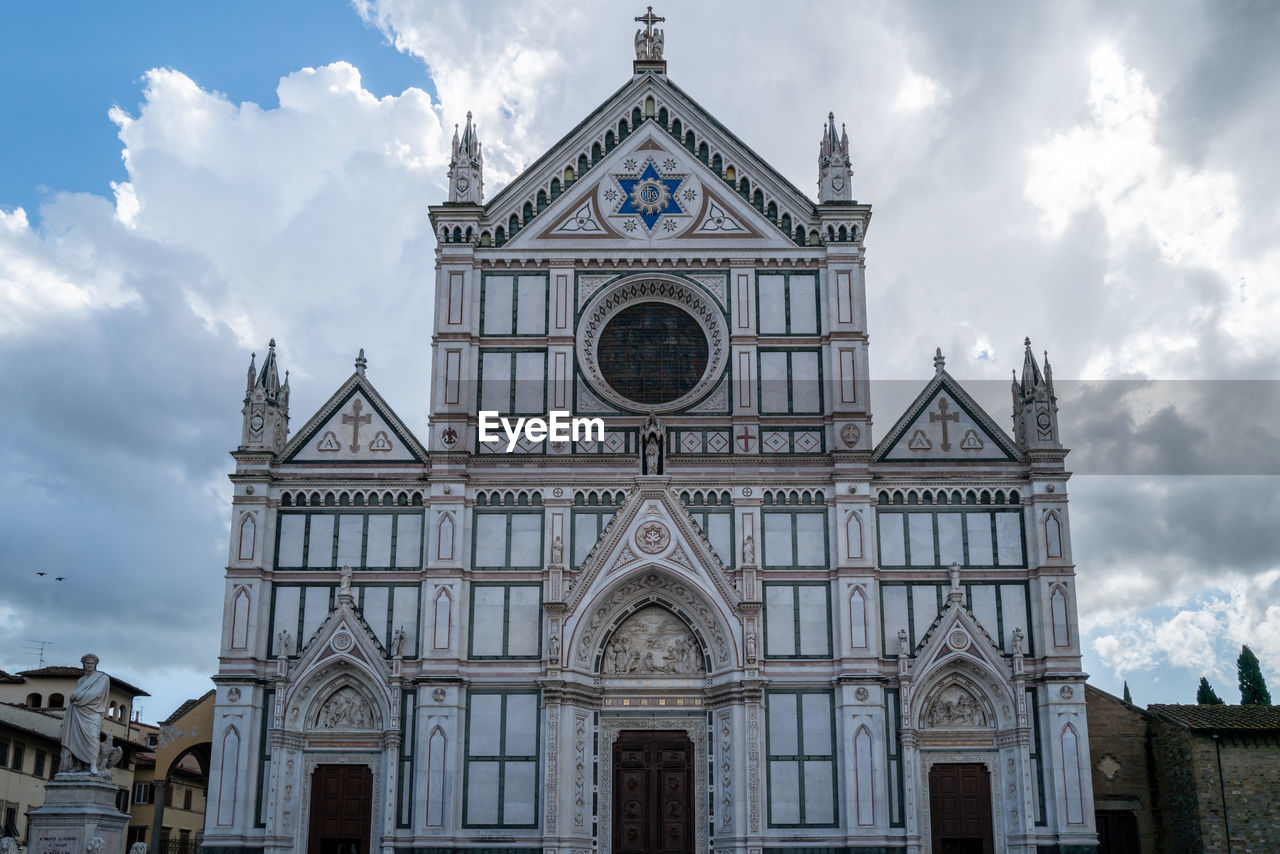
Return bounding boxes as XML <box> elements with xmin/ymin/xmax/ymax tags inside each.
<box><xmin>1024</xmin><ymin>45</ymin><xmax>1280</xmax><ymax>376</ymax></box>
<box><xmin>894</xmin><ymin>69</ymin><xmax>947</xmax><ymax>112</ymax></box>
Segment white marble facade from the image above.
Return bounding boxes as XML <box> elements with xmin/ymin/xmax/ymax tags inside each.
<box><xmin>203</xmin><ymin>38</ymin><xmax>1096</xmax><ymax>854</ymax></box>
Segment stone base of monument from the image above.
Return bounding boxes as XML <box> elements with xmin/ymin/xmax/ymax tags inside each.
<box><xmin>26</xmin><ymin>773</ymin><xmax>129</xmax><ymax>854</ymax></box>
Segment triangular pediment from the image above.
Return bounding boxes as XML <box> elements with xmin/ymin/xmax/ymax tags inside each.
<box><xmin>565</xmin><ymin>480</ymin><xmax>739</xmax><ymax>614</ymax></box>
<box><xmin>906</xmin><ymin>594</ymin><xmax>1019</xmax><ymax>730</ymax></box>
<box><xmin>484</xmin><ymin>73</ymin><xmax>825</xmax><ymax>249</ymax></box>
<box><xmin>504</xmin><ymin>122</ymin><xmax>793</xmax><ymax>250</ymax></box>
<box><xmin>873</xmin><ymin>371</ymin><xmax>1019</xmax><ymax>462</ymax></box>
<box><xmin>283</xmin><ymin>371</ymin><xmax>427</xmax><ymax>464</ymax></box>
<box><xmin>281</xmin><ymin>591</ymin><xmax>396</xmax><ymax>732</ymax></box>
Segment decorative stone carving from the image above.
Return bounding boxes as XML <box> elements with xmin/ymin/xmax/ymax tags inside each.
<box><xmin>742</xmin><ymin>531</ymin><xmax>754</xmax><ymax>564</ymax></box>
<box><xmin>635</xmin><ymin>521</ymin><xmax>671</xmax><ymax>554</ymax></box>
<box><xmin>86</xmin><ymin>838</ymin><xmax>106</xmax><ymax>854</ymax></box>
<box><xmin>1011</xmin><ymin>626</ymin><xmax>1025</xmax><ymax>655</ymax></box>
<box><xmin>1</xmin><ymin>838</ymin><xmax>18</xmax><ymax>854</ymax></box>
<box><xmin>432</xmin><ymin>687</ymin><xmax>446</xmax><ymax>703</ymax></box>
<box><xmin>840</xmin><ymin>422</ymin><xmax>861</xmax><ymax>448</ymax></box>
<box><xmin>855</xmin><ymin>686</ymin><xmax>870</xmax><ymax>701</ymax></box>
<box><xmin>1096</xmin><ymin>752</ymin><xmax>1121</xmax><ymax>781</ymax></box>
<box><xmin>315</xmin><ymin>687</ymin><xmax>373</xmax><ymax>730</ymax></box>
<box><xmin>390</xmin><ymin>626</ymin><xmax>406</xmax><ymax>658</ymax></box>
<box><xmin>898</xmin><ymin>628</ymin><xmax>911</xmax><ymax>656</ymax></box>
<box><xmin>130</xmin><ymin>844</ymin><xmax>149</xmax><ymax>854</ymax></box>
<box><xmin>277</xmin><ymin>629</ymin><xmax>293</xmax><ymax>658</ymax></box>
<box><xmin>601</xmin><ymin>606</ymin><xmax>703</xmax><ymax>675</ymax></box>
<box><xmin>550</xmin><ymin>535</ymin><xmax>564</xmax><ymax>565</ymax></box>
<box><xmin>924</xmin><ymin>685</ymin><xmax>990</xmax><ymax>729</ymax></box>
<box><xmin>226</xmin><ymin>687</ymin><xmax>241</xmax><ymax>703</ymax></box>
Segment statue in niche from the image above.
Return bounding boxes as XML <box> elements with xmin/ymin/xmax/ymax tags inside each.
<box><xmin>641</xmin><ymin>412</ymin><xmax>663</xmax><ymax>474</ymax></box>
<box><xmin>925</xmin><ymin>685</ymin><xmax>990</xmax><ymax>729</ymax></box>
<box><xmin>277</xmin><ymin>629</ymin><xmax>293</xmax><ymax>658</ymax></box>
<box><xmin>391</xmin><ymin>626</ymin><xmax>406</xmax><ymax>658</ymax></box>
<box><xmin>1012</xmin><ymin>626</ymin><xmax>1025</xmax><ymax>655</ymax></box>
<box><xmin>742</xmin><ymin>532</ymin><xmax>755</xmax><ymax>564</ymax></box>
<box><xmin>59</xmin><ymin>653</ymin><xmax>111</xmax><ymax>775</ymax></box>
<box><xmin>339</xmin><ymin>564</ymin><xmax>353</xmax><ymax>596</ymax></box>
<box><xmin>601</xmin><ymin>606</ymin><xmax>703</xmax><ymax>676</ymax></box>
<box><xmin>898</xmin><ymin>629</ymin><xmax>911</xmax><ymax>656</ymax></box>
<box><xmin>551</xmin><ymin>535</ymin><xmax>564</xmax><ymax>566</ymax></box>
<box><xmin>316</xmin><ymin>686</ymin><xmax>372</xmax><ymax>730</ymax></box>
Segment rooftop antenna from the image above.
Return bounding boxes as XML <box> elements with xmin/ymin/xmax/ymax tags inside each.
<box><xmin>23</xmin><ymin>639</ymin><xmax>54</xmax><ymax>667</ymax></box>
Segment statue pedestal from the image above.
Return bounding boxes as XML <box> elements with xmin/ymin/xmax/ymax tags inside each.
<box><xmin>27</xmin><ymin>773</ymin><xmax>129</xmax><ymax>854</ymax></box>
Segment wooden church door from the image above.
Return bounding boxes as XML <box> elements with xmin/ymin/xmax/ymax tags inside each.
<box><xmin>307</xmin><ymin>764</ymin><xmax>373</xmax><ymax>854</ymax></box>
<box><xmin>928</xmin><ymin>762</ymin><xmax>995</xmax><ymax>854</ymax></box>
<box><xmin>613</xmin><ymin>730</ymin><xmax>694</xmax><ymax>854</ymax></box>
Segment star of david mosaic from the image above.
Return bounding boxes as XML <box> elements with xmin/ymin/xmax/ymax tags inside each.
<box><xmin>615</xmin><ymin>160</ymin><xmax>684</xmax><ymax>230</ymax></box>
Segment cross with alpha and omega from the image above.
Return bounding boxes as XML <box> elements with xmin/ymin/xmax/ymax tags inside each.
<box><xmin>929</xmin><ymin>397</ymin><xmax>960</xmax><ymax>451</ymax></box>
<box><xmin>343</xmin><ymin>399</ymin><xmax>372</xmax><ymax>452</ymax></box>
<box><xmin>635</xmin><ymin>6</ymin><xmax>664</xmax><ymax>39</ymax></box>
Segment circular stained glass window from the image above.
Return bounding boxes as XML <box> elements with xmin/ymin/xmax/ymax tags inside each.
<box><xmin>597</xmin><ymin>302</ymin><xmax>709</xmax><ymax>405</ymax></box>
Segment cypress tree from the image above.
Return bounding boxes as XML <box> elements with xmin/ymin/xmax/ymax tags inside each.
<box><xmin>1122</xmin><ymin>681</ymin><xmax>1132</xmax><ymax>704</ymax></box>
<box><xmin>1196</xmin><ymin>676</ymin><xmax>1224</xmax><ymax>705</ymax></box>
<box><xmin>1238</xmin><ymin>645</ymin><xmax>1272</xmax><ymax>704</ymax></box>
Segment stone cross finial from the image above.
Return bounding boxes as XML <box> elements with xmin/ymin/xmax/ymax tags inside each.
<box><xmin>355</xmin><ymin>348</ymin><xmax>367</xmax><ymax>375</ymax></box>
<box><xmin>934</xmin><ymin>347</ymin><xmax>945</xmax><ymax>374</ymax></box>
<box><xmin>634</xmin><ymin>6</ymin><xmax>666</xmax><ymax>60</ymax></box>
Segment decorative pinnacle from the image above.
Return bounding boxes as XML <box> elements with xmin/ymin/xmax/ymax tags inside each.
<box><xmin>269</xmin><ymin>338</ymin><xmax>276</xmax><ymax>350</ymax></box>
<box><xmin>355</xmin><ymin>348</ymin><xmax>367</xmax><ymax>375</ymax></box>
<box><xmin>934</xmin><ymin>347</ymin><xmax>945</xmax><ymax>374</ymax></box>
<box><xmin>1024</xmin><ymin>336</ymin><xmax>1032</xmax><ymax>349</ymax></box>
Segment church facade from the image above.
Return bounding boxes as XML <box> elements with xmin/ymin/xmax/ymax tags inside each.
<box><xmin>203</xmin><ymin>20</ymin><xmax>1096</xmax><ymax>854</ymax></box>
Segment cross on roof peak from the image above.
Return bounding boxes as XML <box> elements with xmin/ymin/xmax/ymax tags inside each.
<box><xmin>635</xmin><ymin>5</ymin><xmax>664</xmax><ymax>38</ymax></box>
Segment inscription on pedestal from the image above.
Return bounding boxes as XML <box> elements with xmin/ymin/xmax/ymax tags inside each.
<box><xmin>34</xmin><ymin>829</ymin><xmax>81</xmax><ymax>854</ymax></box>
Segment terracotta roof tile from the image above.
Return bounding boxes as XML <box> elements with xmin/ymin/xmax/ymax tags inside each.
<box><xmin>1148</xmin><ymin>704</ymin><xmax>1280</xmax><ymax>731</ymax></box>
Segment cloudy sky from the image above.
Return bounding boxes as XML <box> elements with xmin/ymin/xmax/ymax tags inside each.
<box><xmin>2</xmin><ymin>0</ymin><xmax>1277</xmax><ymax>721</ymax></box>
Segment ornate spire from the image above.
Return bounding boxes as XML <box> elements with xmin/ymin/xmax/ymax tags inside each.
<box><xmin>934</xmin><ymin>347</ymin><xmax>946</xmax><ymax>374</ymax></box>
<box><xmin>1012</xmin><ymin>336</ymin><xmax>1061</xmax><ymax>453</ymax></box>
<box><xmin>818</xmin><ymin>110</ymin><xmax>852</xmax><ymax>202</ymax></box>
<box><xmin>240</xmin><ymin>339</ymin><xmax>290</xmax><ymax>454</ymax></box>
<box><xmin>447</xmin><ymin>111</ymin><xmax>483</xmax><ymax>203</ymax></box>
<box><xmin>355</xmin><ymin>348</ymin><xmax>367</xmax><ymax>376</ymax></box>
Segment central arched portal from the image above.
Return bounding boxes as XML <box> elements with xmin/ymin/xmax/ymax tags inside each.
<box><xmin>593</xmin><ymin>600</ymin><xmax>714</xmax><ymax>854</ymax></box>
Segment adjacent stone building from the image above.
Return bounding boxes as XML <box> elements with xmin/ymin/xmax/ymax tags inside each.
<box><xmin>1147</xmin><ymin>704</ymin><xmax>1280</xmax><ymax>853</ymax></box>
<box><xmin>202</xmin><ymin>14</ymin><xmax>1096</xmax><ymax>854</ymax></box>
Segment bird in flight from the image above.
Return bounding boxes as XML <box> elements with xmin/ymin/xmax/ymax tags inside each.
<box><xmin>36</xmin><ymin>571</ymin><xmax>46</xmax><ymax>576</ymax></box>
<box><xmin>55</xmin><ymin>577</ymin><xmax>66</xmax><ymax>582</ymax></box>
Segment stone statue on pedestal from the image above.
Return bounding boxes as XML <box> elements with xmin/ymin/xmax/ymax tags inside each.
<box><xmin>59</xmin><ymin>654</ymin><xmax>111</xmax><ymax>776</ymax></box>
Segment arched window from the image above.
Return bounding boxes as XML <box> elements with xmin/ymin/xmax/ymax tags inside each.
<box><xmin>238</xmin><ymin>513</ymin><xmax>256</xmax><ymax>561</ymax></box>
<box><xmin>618</xmin><ymin>119</ymin><xmax>629</xmax><ymax>140</ymax></box>
<box><xmin>640</xmin><ymin>100</ymin><xmax>652</xmax><ymax>121</ymax></box>
<box><xmin>494</xmin><ymin>226</ymin><xmax>505</xmax><ymax>247</ymax></box>
<box><xmin>752</xmin><ymin>189</ymin><xmax>764</xmax><ymax>212</ymax></box>
<box><xmin>1045</xmin><ymin>512</ymin><xmax>1063</xmax><ymax>559</ymax></box>
<box><xmin>684</xmin><ymin>130</ymin><xmax>695</xmax><ymax>152</ymax></box>
<box><xmin>521</xmin><ymin>202</ymin><xmax>534</xmax><ymax>224</ymax></box>
<box><xmin>738</xmin><ymin>177</ymin><xmax>750</xmax><ymax>198</ymax></box>
<box><xmin>452</xmin><ymin>226</ymin><xmax>463</xmax><ymax>244</ymax></box>
<box><xmin>1051</xmin><ymin>585</ymin><xmax>1071</xmax><ymax>647</ymax></box>
<box><xmin>711</xmin><ymin>153</ymin><xmax>722</xmax><ymax>175</ymax></box>
<box><xmin>577</xmin><ymin>153</ymin><xmax>589</xmax><ymax>176</ymax></box>
<box><xmin>590</xmin><ymin>142</ymin><xmax>602</xmax><ymax>164</ymax></box>
<box><xmin>809</xmin><ymin>228</ymin><xmax>820</xmax><ymax>245</ymax></box>
<box><xmin>564</xmin><ymin>165</ymin><xmax>576</xmax><ymax>185</ymax></box>
<box><xmin>657</xmin><ymin>107</ymin><xmax>668</xmax><ymax>127</ymax></box>
<box><xmin>766</xmin><ymin>201</ymin><xmax>778</xmax><ymax>221</ymax></box>
<box><xmin>549</xmin><ymin>178</ymin><xmax>561</xmax><ymax>200</ymax></box>
<box><xmin>26</xmin><ymin>692</ymin><xmax>41</xmax><ymax>708</ymax></box>
<box><xmin>48</xmin><ymin>693</ymin><xmax>65</xmax><ymax>709</ymax></box>
<box><xmin>795</xmin><ymin>225</ymin><xmax>806</xmax><ymax>245</ymax></box>
<box><xmin>838</xmin><ymin>225</ymin><xmax>848</xmax><ymax>242</ymax></box>
<box><xmin>508</xmin><ymin>213</ymin><xmax>520</xmax><ymax>237</ymax></box>
<box><xmin>697</xmin><ymin>141</ymin><xmax>709</xmax><ymax>164</ymax></box>
<box><xmin>536</xmin><ymin>190</ymin><xmax>547</xmax><ymax>213</ymax></box>
<box><xmin>604</xmin><ymin>130</ymin><xmax>616</xmax><ymax>152</ymax></box>
<box><xmin>671</xmin><ymin>118</ymin><xmax>682</xmax><ymax>139</ymax></box>
<box><xmin>724</xmin><ymin>165</ymin><xmax>736</xmax><ymax>183</ymax></box>
<box><xmin>780</xmin><ymin>213</ymin><xmax>791</xmax><ymax>235</ymax></box>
